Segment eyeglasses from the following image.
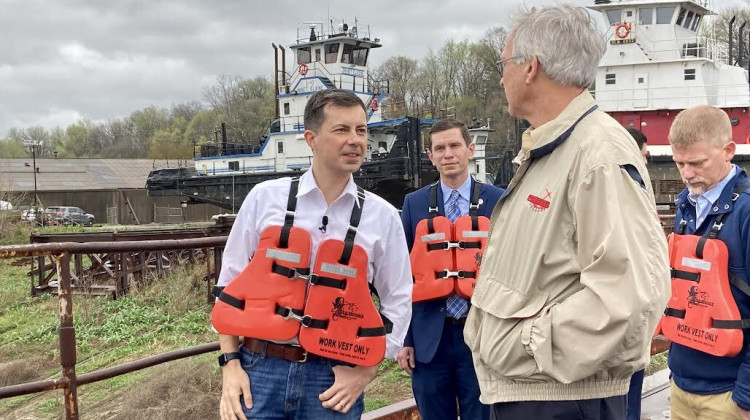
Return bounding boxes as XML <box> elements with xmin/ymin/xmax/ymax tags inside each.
<box><xmin>496</xmin><ymin>56</ymin><xmax>520</xmax><ymax>79</ymax></box>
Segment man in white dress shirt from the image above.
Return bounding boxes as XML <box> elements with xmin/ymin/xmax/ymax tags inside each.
<box><xmin>216</xmin><ymin>89</ymin><xmax>412</xmax><ymax>420</ymax></box>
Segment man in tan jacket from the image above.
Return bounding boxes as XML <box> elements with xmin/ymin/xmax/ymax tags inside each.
<box><xmin>464</xmin><ymin>5</ymin><xmax>670</xmax><ymax>419</ymax></box>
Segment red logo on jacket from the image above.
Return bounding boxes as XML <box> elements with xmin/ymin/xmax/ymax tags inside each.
<box><xmin>527</xmin><ymin>189</ymin><xmax>551</xmax><ymax>212</ymax></box>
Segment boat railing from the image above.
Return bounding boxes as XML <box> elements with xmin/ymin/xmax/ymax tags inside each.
<box><xmin>632</xmin><ymin>26</ymin><xmax>726</xmax><ymax>62</ymax></box>
<box><xmin>285</xmin><ymin>61</ymin><xmax>371</xmax><ymax>93</ymax></box>
<box><xmin>294</xmin><ymin>20</ymin><xmax>373</xmax><ymax>45</ymax></box>
<box><xmin>596</xmin><ymin>81</ymin><xmax>750</xmax><ymax>110</ymax></box>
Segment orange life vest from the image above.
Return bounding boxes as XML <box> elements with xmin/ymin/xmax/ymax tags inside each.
<box><xmin>211</xmin><ymin>179</ymin><xmax>391</xmax><ymax>366</ymax></box>
<box><xmin>411</xmin><ymin>181</ymin><xmax>489</xmax><ymax>302</ymax></box>
<box><xmin>662</xmin><ymin>183</ymin><xmax>750</xmax><ymax>357</ymax></box>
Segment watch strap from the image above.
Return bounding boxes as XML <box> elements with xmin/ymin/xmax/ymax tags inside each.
<box><xmin>218</xmin><ymin>351</ymin><xmax>241</xmax><ymax>367</ymax></box>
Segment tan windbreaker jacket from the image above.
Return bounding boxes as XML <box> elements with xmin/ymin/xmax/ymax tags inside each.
<box><xmin>464</xmin><ymin>91</ymin><xmax>670</xmax><ymax>403</ymax></box>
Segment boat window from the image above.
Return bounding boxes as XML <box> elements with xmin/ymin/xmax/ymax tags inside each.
<box><xmin>683</xmin><ymin>11</ymin><xmax>694</xmax><ymax>29</ymax></box>
<box><xmin>342</xmin><ymin>44</ymin><xmax>369</xmax><ymax>66</ymax></box>
<box><xmin>283</xmin><ymin>103</ymin><xmax>290</xmax><ymax>115</ymax></box>
<box><xmin>325</xmin><ymin>43</ymin><xmax>340</xmax><ymax>63</ymax></box>
<box><xmin>228</xmin><ymin>161</ymin><xmax>239</xmax><ymax>171</ymax></box>
<box><xmin>684</xmin><ymin>68</ymin><xmax>696</xmax><ymax>80</ymax></box>
<box><xmin>691</xmin><ymin>14</ymin><xmax>702</xmax><ymax>31</ymax></box>
<box><xmin>639</xmin><ymin>8</ymin><xmax>653</xmax><ymax>25</ymax></box>
<box><xmin>476</xmin><ymin>135</ymin><xmax>488</xmax><ymax>145</ymax></box>
<box><xmin>656</xmin><ymin>7</ymin><xmax>675</xmax><ymax>24</ymax></box>
<box><xmin>605</xmin><ymin>73</ymin><xmax>616</xmax><ymax>85</ymax></box>
<box><xmin>297</xmin><ymin>47</ymin><xmax>311</xmax><ymax>65</ymax></box>
<box><xmin>606</xmin><ymin>9</ymin><xmax>621</xmax><ymax>25</ymax></box>
<box><xmin>676</xmin><ymin>8</ymin><xmax>686</xmax><ymax>26</ymax></box>
<box><xmin>626</xmin><ymin>11</ymin><xmax>633</xmax><ymax>18</ymax></box>
<box><xmin>315</xmin><ymin>49</ymin><xmax>321</xmax><ymax>62</ymax></box>
<box><xmin>277</xmin><ymin>141</ymin><xmax>284</xmax><ymax>154</ymax></box>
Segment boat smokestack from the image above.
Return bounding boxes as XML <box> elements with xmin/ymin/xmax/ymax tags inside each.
<box><xmin>730</xmin><ymin>16</ymin><xmax>736</xmax><ymax>65</ymax></box>
<box><xmin>221</xmin><ymin>122</ymin><xmax>228</xmax><ymax>155</ymax></box>
<box><xmin>272</xmin><ymin>43</ymin><xmax>280</xmax><ymax>119</ymax></box>
<box><xmin>280</xmin><ymin>45</ymin><xmax>287</xmax><ymax>89</ymax></box>
<box><xmin>739</xmin><ymin>21</ymin><xmax>747</xmax><ymax>67</ymax></box>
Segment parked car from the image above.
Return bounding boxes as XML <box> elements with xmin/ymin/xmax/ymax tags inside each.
<box><xmin>43</xmin><ymin>206</ymin><xmax>95</xmax><ymax>226</ymax></box>
<box><xmin>19</xmin><ymin>206</ymin><xmax>43</xmax><ymax>223</ymax></box>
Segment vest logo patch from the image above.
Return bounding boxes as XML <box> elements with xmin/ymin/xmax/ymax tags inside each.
<box><xmin>687</xmin><ymin>285</ymin><xmax>714</xmax><ymax>308</ymax></box>
<box><xmin>331</xmin><ymin>297</ymin><xmax>364</xmax><ymax>321</ymax></box>
<box><xmin>527</xmin><ymin>189</ymin><xmax>551</xmax><ymax>212</ymax></box>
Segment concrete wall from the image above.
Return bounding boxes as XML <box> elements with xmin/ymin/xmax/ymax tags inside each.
<box><xmin>25</xmin><ymin>189</ymin><xmax>226</xmax><ymax>225</ymax></box>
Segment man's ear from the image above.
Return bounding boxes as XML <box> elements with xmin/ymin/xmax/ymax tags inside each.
<box><xmin>525</xmin><ymin>56</ymin><xmax>539</xmax><ymax>85</ymax></box>
<box><xmin>304</xmin><ymin>129</ymin><xmax>316</xmax><ymax>151</ymax></box>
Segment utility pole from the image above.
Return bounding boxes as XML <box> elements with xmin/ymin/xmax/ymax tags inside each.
<box><xmin>23</xmin><ymin>140</ymin><xmax>42</xmax><ymax>224</ymax></box>
<box><xmin>23</xmin><ymin>140</ymin><xmax>40</xmax><ymax>208</ymax></box>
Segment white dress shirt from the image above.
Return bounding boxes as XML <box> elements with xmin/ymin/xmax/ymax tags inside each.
<box><xmin>217</xmin><ymin>170</ymin><xmax>413</xmax><ymax>359</ymax></box>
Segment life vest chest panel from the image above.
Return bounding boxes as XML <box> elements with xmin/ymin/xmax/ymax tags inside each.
<box><xmin>298</xmin><ymin>239</ymin><xmax>387</xmax><ymax>366</ymax></box>
<box><xmin>661</xmin><ymin>232</ymin><xmax>743</xmax><ymax>357</ymax></box>
<box><xmin>211</xmin><ymin>225</ymin><xmax>311</xmax><ymax>341</ymax></box>
<box><xmin>411</xmin><ymin>216</ymin><xmax>456</xmax><ymax>302</ymax></box>
<box><xmin>453</xmin><ymin>214</ymin><xmax>489</xmax><ymax>299</ymax></box>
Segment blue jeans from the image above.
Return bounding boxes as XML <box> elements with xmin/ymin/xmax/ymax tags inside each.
<box><xmin>239</xmin><ymin>345</ymin><xmax>364</xmax><ymax>419</ymax></box>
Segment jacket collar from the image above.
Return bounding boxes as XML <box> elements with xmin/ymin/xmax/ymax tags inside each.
<box><xmin>524</xmin><ymin>90</ymin><xmax>598</xmax><ymax>160</ymax></box>
<box><xmin>676</xmin><ymin>167</ymin><xmax>749</xmax><ymax>217</ymax></box>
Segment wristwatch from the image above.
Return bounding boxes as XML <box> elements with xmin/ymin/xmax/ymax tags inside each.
<box><xmin>218</xmin><ymin>352</ymin><xmax>241</xmax><ymax>367</ymax></box>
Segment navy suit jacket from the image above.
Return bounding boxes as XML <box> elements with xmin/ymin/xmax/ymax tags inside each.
<box><xmin>401</xmin><ymin>178</ymin><xmax>504</xmax><ymax>363</ymax></box>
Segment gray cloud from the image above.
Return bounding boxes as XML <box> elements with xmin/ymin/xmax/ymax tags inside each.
<box><xmin>0</xmin><ymin>0</ymin><xmax>744</xmax><ymax>136</ymax></box>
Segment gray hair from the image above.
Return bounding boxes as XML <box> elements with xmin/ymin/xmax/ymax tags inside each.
<box><xmin>508</xmin><ymin>4</ymin><xmax>605</xmax><ymax>88</ymax></box>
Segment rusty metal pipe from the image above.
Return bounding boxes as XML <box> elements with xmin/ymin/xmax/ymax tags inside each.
<box><xmin>56</xmin><ymin>253</ymin><xmax>79</xmax><ymax>419</ymax></box>
<box><xmin>77</xmin><ymin>342</ymin><xmax>220</xmax><ymax>385</ymax></box>
<box><xmin>0</xmin><ymin>378</ymin><xmax>69</xmax><ymax>399</ymax></box>
<box><xmin>0</xmin><ymin>237</ymin><xmax>227</xmax><ymax>258</ymax></box>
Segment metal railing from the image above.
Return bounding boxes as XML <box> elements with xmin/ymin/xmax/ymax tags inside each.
<box><xmin>0</xmin><ymin>236</ymin><xmax>227</xmax><ymax>420</ymax></box>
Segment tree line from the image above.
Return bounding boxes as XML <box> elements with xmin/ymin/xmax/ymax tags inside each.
<box><xmin>0</xmin><ymin>26</ymin><xmax>519</xmax><ymax>161</ymax></box>
<box><xmin>2</xmin><ymin>8</ymin><xmax>745</xmax><ymax>162</ymax></box>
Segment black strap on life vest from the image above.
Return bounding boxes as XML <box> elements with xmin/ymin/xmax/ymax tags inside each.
<box><xmin>434</xmin><ymin>269</ymin><xmax>477</xmax><ymax>279</ymax></box>
<box><xmin>709</xmin><ymin>274</ymin><xmax>750</xmax><ymax>329</ymax></box>
<box><xmin>218</xmin><ymin>290</ymin><xmax>245</xmax><ymax>310</ymax></box>
<box><xmin>427</xmin><ymin>182</ymin><xmax>440</xmax><ymax>233</ymax></box>
<box><xmin>693</xmin><ymin>181</ymin><xmax>750</xmax><ymax>258</ymax></box>
<box><xmin>271</xmin><ymin>262</ymin><xmax>311</xmax><ymax>279</ymax></box>
<box><xmin>309</xmin><ymin>274</ymin><xmax>347</xmax><ymax>290</ymax></box>
<box><xmin>426</xmin><ymin>240</ymin><xmax>482</xmax><ymax>251</ymax></box>
<box><xmin>663</xmin><ymin>307</ymin><xmax>685</xmax><ymax>319</ymax></box>
<box><xmin>279</xmin><ymin>178</ymin><xmax>300</xmax><ymax>249</ymax></box>
<box><xmin>671</xmin><ymin>268</ymin><xmax>701</xmax><ymax>282</ymax></box>
<box><xmin>357</xmin><ymin>312</ymin><xmax>394</xmax><ymax>337</ymax></box>
<box><xmin>339</xmin><ymin>186</ymin><xmax>366</xmax><ymax>265</ymax></box>
<box><xmin>469</xmin><ymin>179</ymin><xmax>481</xmax><ymax>231</ymax></box>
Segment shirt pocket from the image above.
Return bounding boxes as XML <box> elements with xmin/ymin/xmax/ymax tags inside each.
<box><xmin>472</xmin><ymin>277</ymin><xmax>548</xmax><ymax>379</ymax></box>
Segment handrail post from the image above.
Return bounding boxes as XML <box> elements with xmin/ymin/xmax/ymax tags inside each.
<box><xmin>57</xmin><ymin>252</ymin><xmax>79</xmax><ymax>420</ymax></box>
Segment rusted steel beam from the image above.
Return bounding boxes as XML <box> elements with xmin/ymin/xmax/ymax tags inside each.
<box><xmin>0</xmin><ymin>236</ymin><xmax>227</xmax><ymax>258</ymax></box>
<box><xmin>56</xmin><ymin>253</ymin><xmax>79</xmax><ymax>420</ymax></box>
<box><xmin>77</xmin><ymin>342</ymin><xmax>220</xmax><ymax>385</ymax></box>
<box><xmin>30</xmin><ymin>227</ymin><xmax>229</xmax><ymax>244</ymax></box>
<box><xmin>0</xmin><ymin>378</ymin><xmax>70</xmax><ymax>399</ymax></box>
<box><xmin>650</xmin><ymin>336</ymin><xmax>670</xmax><ymax>356</ymax></box>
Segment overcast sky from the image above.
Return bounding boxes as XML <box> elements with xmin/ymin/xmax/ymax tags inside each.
<box><xmin>0</xmin><ymin>0</ymin><xmax>745</xmax><ymax>137</ymax></box>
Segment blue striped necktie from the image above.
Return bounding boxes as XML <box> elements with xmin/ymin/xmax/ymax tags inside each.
<box><xmin>445</xmin><ymin>189</ymin><xmax>469</xmax><ymax>319</ymax></box>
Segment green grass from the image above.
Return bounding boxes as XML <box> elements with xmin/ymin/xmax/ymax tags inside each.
<box><xmin>0</xmin><ymin>221</ymin><xmax>412</xmax><ymax>417</ymax></box>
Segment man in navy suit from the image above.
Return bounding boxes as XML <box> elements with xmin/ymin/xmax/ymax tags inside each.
<box><xmin>397</xmin><ymin>118</ymin><xmax>504</xmax><ymax>420</ymax></box>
